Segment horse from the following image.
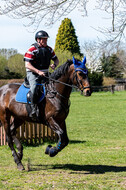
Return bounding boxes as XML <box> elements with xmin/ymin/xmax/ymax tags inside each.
<box><xmin>0</xmin><ymin>57</ymin><xmax>91</xmax><ymax>170</ymax></box>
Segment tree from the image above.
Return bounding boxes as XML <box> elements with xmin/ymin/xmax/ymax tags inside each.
<box><xmin>0</xmin><ymin>55</ymin><xmax>7</xmax><ymax>75</ymax></box>
<box><xmin>55</xmin><ymin>18</ymin><xmax>82</xmax><ymax>56</ymax></box>
<box><xmin>100</xmin><ymin>53</ymin><xmax>123</xmax><ymax>78</ymax></box>
<box><xmin>88</xmin><ymin>71</ymin><xmax>103</xmax><ymax>86</ymax></box>
<box><xmin>0</xmin><ymin>48</ymin><xmax>18</xmax><ymax>59</ymax></box>
<box><xmin>82</xmin><ymin>40</ymin><xmax>102</xmax><ymax>72</ymax></box>
<box><xmin>95</xmin><ymin>0</ymin><xmax>126</xmax><ymax>49</ymax></box>
<box><xmin>116</xmin><ymin>49</ymin><xmax>126</xmax><ymax>77</ymax></box>
<box><xmin>7</xmin><ymin>54</ymin><xmax>25</xmax><ymax>78</ymax></box>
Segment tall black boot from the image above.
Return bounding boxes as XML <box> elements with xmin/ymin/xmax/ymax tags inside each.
<box><xmin>29</xmin><ymin>104</ymin><xmax>37</xmax><ymax>118</ymax></box>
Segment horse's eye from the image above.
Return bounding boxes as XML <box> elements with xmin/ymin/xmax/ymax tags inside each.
<box><xmin>78</xmin><ymin>72</ymin><xmax>83</xmax><ymax>77</ymax></box>
<box><xmin>78</xmin><ymin>72</ymin><xmax>87</xmax><ymax>79</ymax></box>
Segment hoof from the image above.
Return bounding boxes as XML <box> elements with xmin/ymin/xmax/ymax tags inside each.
<box><xmin>49</xmin><ymin>147</ymin><xmax>58</xmax><ymax>157</ymax></box>
<box><xmin>17</xmin><ymin>163</ymin><xmax>25</xmax><ymax>171</ymax></box>
<box><xmin>45</xmin><ymin>145</ymin><xmax>52</xmax><ymax>155</ymax></box>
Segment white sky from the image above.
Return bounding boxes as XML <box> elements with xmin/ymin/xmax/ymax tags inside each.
<box><xmin>0</xmin><ymin>1</ymin><xmax>112</xmax><ymax>55</ymax></box>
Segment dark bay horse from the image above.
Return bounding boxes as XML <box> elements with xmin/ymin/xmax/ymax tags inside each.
<box><xmin>0</xmin><ymin>57</ymin><xmax>91</xmax><ymax>170</ymax></box>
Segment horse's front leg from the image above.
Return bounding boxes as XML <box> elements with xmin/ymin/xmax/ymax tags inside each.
<box><xmin>45</xmin><ymin>118</ymin><xmax>69</xmax><ymax>157</ymax></box>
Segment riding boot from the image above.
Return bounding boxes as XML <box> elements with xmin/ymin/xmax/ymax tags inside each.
<box><xmin>29</xmin><ymin>104</ymin><xmax>37</xmax><ymax>118</ymax></box>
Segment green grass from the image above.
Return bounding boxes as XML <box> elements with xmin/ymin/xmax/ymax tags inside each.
<box><xmin>0</xmin><ymin>91</ymin><xmax>126</xmax><ymax>189</ymax></box>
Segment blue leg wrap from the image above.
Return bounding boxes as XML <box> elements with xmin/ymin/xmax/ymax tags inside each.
<box><xmin>57</xmin><ymin>141</ymin><xmax>61</xmax><ymax>151</ymax></box>
<box><xmin>49</xmin><ymin>147</ymin><xmax>58</xmax><ymax>157</ymax></box>
<box><xmin>45</xmin><ymin>138</ymin><xmax>69</xmax><ymax>157</ymax></box>
<box><xmin>45</xmin><ymin>145</ymin><xmax>52</xmax><ymax>155</ymax></box>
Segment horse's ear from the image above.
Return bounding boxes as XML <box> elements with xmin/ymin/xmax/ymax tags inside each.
<box><xmin>83</xmin><ymin>56</ymin><xmax>86</xmax><ymax>65</ymax></box>
<box><xmin>73</xmin><ymin>56</ymin><xmax>76</xmax><ymax>64</ymax></box>
<box><xmin>73</xmin><ymin>56</ymin><xmax>78</xmax><ymax>67</ymax></box>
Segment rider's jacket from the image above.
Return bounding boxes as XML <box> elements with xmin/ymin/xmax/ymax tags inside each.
<box><xmin>24</xmin><ymin>43</ymin><xmax>57</xmax><ymax>72</ymax></box>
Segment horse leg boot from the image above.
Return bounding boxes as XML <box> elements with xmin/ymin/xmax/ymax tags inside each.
<box><xmin>45</xmin><ymin>119</ymin><xmax>69</xmax><ymax>157</ymax></box>
<box><xmin>52</xmin><ymin>122</ymin><xmax>69</xmax><ymax>156</ymax></box>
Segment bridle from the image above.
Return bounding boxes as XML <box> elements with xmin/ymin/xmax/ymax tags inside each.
<box><xmin>44</xmin><ymin>68</ymin><xmax>91</xmax><ymax>100</ymax></box>
<box><xmin>45</xmin><ymin>68</ymin><xmax>90</xmax><ymax>91</ymax></box>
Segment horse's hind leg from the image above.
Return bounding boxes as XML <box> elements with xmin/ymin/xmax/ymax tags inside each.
<box><xmin>13</xmin><ymin>137</ymin><xmax>23</xmax><ymax>161</ymax></box>
<box><xmin>10</xmin><ymin>118</ymin><xmax>24</xmax><ymax>162</ymax></box>
<box><xmin>1</xmin><ymin>114</ymin><xmax>24</xmax><ymax>170</ymax></box>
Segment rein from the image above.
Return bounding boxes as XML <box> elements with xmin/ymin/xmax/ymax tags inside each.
<box><xmin>44</xmin><ymin>76</ymin><xmax>78</xmax><ymax>89</ymax></box>
<box><xmin>45</xmin><ymin>74</ymin><xmax>90</xmax><ymax>90</ymax></box>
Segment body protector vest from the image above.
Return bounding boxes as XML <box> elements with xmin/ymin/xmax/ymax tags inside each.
<box><xmin>32</xmin><ymin>43</ymin><xmax>52</xmax><ymax>70</ymax></box>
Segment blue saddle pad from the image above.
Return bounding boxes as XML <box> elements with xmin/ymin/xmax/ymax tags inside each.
<box><xmin>15</xmin><ymin>84</ymin><xmax>45</xmax><ymax>104</ymax></box>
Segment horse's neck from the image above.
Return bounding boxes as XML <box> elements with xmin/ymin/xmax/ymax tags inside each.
<box><xmin>55</xmin><ymin>75</ymin><xmax>72</xmax><ymax>101</ymax></box>
<box><xmin>48</xmin><ymin>65</ymin><xmax>74</xmax><ymax>102</ymax></box>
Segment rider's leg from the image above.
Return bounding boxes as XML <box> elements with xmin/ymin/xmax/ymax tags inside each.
<box><xmin>27</xmin><ymin>72</ymin><xmax>38</xmax><ymax>117</ymax></box>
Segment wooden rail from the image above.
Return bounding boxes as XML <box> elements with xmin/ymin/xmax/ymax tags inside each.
<box><xmin>0</xmin><ymin>122</ymin><xmax>58</xmax><ymax>146</ymax></box>
<box><xmin>92</xmin><ymin>84</ymin><xmax>126</xmax><ymax>93</ymax></box>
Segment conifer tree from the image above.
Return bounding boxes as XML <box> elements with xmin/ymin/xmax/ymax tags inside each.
<box><xmin>55</xmin><ymin>18</ymin><xmax>82</xmax><ymax>56</ymax></box>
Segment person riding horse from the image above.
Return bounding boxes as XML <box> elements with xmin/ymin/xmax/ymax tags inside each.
<box><xmin>0</xmin><ymin>56</ymin><xmax>91</xmax><ymax>170</ymax></box>
<box><xmin>24</xmin><ymin>30</ymin><xmax>59</xmax><ymax>118</ymax></box>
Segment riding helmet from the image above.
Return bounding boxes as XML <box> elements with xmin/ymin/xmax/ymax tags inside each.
<box><xmin>35</xmin><ymin>30</ymin><xmax>49</xmax><ymax>41</ymax></box>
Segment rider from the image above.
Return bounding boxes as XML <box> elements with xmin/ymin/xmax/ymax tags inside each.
<box><xmin>24</xmin><ymin>30</ymin><xmax>59</xmax><ymax>118</ymax></box>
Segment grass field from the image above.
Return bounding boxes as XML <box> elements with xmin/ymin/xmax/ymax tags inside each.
<box><xmin>0</xmin><ymin>91</ymin><xmax>126</xmax><ymax>189</ymax></box>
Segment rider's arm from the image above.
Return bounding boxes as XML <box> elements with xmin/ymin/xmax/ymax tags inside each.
<box><xmin>25</xmin><ymin>61</ymin><xmax>45</xmax><ymax>76</ymax></box>
<box><xmin>54</xmin><ymin>57</ymin><xmax>59</xmax><ymax>67</ymax></box>
<box><xmin>50</xmin><ymin>57</ymin><xmax>59</xmax><ymax>70</ymax></box>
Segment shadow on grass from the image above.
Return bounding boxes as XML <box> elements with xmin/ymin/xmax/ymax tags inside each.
<box><xmin>69</xmin><ymin>140</ymin><xmax>86</xmax><ymax>144</ymax></box>
<box><xmin>30</xmin><ymin>164</ymin><xmax>126</xmax><ymax>174</ymax></box>
<box><xmin>21</xmin><ymin>140</ymin><xmax>86</xmax><ymax>147</ymax></box>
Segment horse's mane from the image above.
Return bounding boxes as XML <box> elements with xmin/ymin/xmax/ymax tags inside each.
<box><xmin>50</xmin><ymin>59</ymin><xmax>73</xmax><ymax>80</ymax></box>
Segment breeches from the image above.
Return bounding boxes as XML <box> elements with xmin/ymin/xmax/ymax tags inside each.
<box><xmin>27</xmin><ymin>72</ymin><xmax>40</xmax><ymax>104</ymax></box>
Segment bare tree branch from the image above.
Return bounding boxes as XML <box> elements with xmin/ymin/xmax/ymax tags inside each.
<box><xmin>94</xmin><ymin>0</ymin><xmax>126</xmax><ymax>50</ymax></box>
<box><xmin>0</xmin><ymin>0</ymin><xmax>126</xmax><ymax>48</ymax></box>
<box><xmin>0</xmin><ymin>0</ymin><xmax>88</xmax><ymax>29</ymax></box>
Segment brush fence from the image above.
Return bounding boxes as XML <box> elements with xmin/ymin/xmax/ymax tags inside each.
<box><xmin>0</xmin><ymin>122</ymin><xmax>58</xmax><ymax>146</ymax></box>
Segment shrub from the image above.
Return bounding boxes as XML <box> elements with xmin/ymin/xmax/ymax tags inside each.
<box><xmin>89</xmin><ymin>71</ymin><xmax>103</xmax><ymax>86</ymax></box>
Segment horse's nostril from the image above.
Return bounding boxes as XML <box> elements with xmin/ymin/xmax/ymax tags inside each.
<box><xmin>86</xmin><ymin>90</ymin><xmax>91</xmax><ymax>96</ymax></box>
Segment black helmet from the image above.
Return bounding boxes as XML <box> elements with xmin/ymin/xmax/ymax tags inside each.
<box><xmin>35</xmin><ymin>30</ymin><xmax>49</xmax><ymax>41</ymax></box>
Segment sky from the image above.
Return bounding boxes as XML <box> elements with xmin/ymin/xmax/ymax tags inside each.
<box><xmin>0</xmin><ymin>1</ymin><xmax>112</xmax><ymax>55</ymax></box>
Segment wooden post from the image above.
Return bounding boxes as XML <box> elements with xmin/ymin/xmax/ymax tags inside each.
<box><xmin>111</xmin><ymin>85</ymin><xmax>115</xmax><ymax>94</ymax></box>
<box><xmin>42</xmin><ymin>125</ymin><xmax>45</xmax><ymax>142</ymax></box>
<box><xmin>124</xmin><ymin>84</ymin><xmax>126</xmax><ymax>91</ymax></box>
<box><xmin>25</xmin><ymin>122</ymin><xmax>28</xmax><ymax>144</ymax></box>
<box><xmin>1</xmin><ymin>126</ymin><xmax>3</xmax><ymax>146</ymax></box>
<box><xmin>21</xmin><ymin>123</ymin><xmax>25</xmax><ymax>143</ymax></box>
<box><xmin>29</xmin><ymin>122</ymin><xmax>33</xmax><ymax>144</ymax></box>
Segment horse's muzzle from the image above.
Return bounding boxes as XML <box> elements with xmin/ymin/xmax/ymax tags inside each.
<box><xmin>83</xmin><ymin>88</ymin><xmax>91</xmax><ymax>96</ymax></box>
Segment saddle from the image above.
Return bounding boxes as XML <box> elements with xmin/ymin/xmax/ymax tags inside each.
<box><xmin>15</xmin><ymin>77</ymin><xmax>46</xmax><ymax>104</ymax></box>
